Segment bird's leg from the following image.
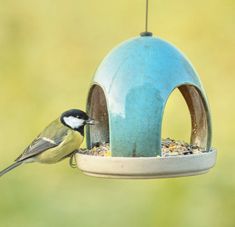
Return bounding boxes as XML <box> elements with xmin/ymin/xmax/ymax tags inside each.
<box><xmin>68</xmin><ymin>150</ymin><xmax>78</xmax><ymax>168</ymax></box>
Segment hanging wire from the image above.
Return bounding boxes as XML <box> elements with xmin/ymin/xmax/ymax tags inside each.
<box><xmin>145</xmin><ymin>0</ymin><xmax>149</xmax><ymax>32</ymax></box>
<box><xmin>140</xmin><ymin>0</ymin><xmax>152</xmax><ymax>36</ymax></box>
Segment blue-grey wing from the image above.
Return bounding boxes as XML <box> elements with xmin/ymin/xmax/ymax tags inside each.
<box><xmin>16</xmin><ymin>120</ymin><xmax>68</xmax><ymax>162</ymax></box>
<box><xmin>15</xmin><ymin>137</ymin><xmax>58</xmax><ymax>161</ymax></box>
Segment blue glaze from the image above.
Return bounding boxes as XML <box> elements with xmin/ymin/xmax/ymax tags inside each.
<box><xmin>88</xmin><ymin>36</ymin><xmax>211</xmax><ymax>157</ymax></box>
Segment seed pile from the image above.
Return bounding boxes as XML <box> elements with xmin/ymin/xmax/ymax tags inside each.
<box><xmin>78</xmin><ymin>139</ymin><xmax>204</xmax><ymax>157</ymax></box>
<box><xmin>161</xmin><ymin>138</ymin><xmax>204</xmax><ymax>157</ymax></box>
<box><xmin>79</xmin><ymin>143</ymin><xmax>111</xmax><ymax>157</ymax></box>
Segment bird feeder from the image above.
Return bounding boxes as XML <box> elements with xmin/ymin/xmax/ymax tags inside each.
<box><xmin>75</xmin><ymin>34</ymin><xmax>217</xmax><ymax>178</ymax></box>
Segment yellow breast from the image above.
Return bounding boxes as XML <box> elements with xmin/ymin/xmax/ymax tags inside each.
<box><xmin>35</xmin><ymin>130</ymin><xmax>83</xmax><ymax>164</ymax></box>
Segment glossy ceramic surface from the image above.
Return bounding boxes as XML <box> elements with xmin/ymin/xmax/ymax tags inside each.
<box><xmin>86</xmin><ymin>36</ymin><xmax>212</xmax><ymax>157</ymax></box>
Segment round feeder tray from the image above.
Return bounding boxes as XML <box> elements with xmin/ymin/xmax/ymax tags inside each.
<box><xmin>76</xmin><ymin>149</ymin><xmax>216</xmax><ymax>179</ymax></box>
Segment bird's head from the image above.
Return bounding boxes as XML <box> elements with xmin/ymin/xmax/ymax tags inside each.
<box><xmin>60</xmin><ymin>109</ymin><xmax>94</xmax><ymax>134</ymax></box>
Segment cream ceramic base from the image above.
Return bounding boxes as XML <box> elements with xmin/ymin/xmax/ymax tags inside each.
<box><xmin>75</xmin><ymin>149</ymin><xmax>217</xmax><ymax>179</ymax></box>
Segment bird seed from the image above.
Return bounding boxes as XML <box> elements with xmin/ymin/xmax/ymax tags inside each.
<box><xmin>78</xmin><ymin>138</ymin><xmax>205</xmax><ymax>157</ymax></box>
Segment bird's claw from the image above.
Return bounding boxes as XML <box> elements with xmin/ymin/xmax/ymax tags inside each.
<box><xmin>69</xmin><ymin>152</ymin><xmax>77</xmax><ymax>168</ymax></box>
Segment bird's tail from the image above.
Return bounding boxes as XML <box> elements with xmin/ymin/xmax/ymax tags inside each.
<box><xmin>0</xmin><ymin>162</ymin><xmax>22</xmax><ymax>177</ymax></box>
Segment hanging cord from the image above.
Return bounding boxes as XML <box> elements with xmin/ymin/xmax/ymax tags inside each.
<box><xmin>145</xmin><ymin>0</ymin><xmax>149</xmax><ymax>32</ymax></box>
<box><xmin>140</xmin><ymin>0</ymin><xmax>152</xmax><ymax>36</ymax></box>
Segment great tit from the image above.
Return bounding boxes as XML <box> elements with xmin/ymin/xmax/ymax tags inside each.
<box><xmin>0</xmin><ymin>109</ymin><xmax>94</xmax><ymax>177</ymax></box>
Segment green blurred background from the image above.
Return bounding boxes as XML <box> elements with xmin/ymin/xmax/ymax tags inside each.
<box><xmin>0</xmin><ymin>0</ymin><xmax>234</xmax><ymax>226</ymax></box>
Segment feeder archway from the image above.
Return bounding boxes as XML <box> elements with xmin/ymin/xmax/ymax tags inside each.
<box><xmin>161</xmin><ymin>84</ymin><xmax>212</xmax><ymax>152</ymax></box>
<box><xmin>86</xmin><ymin>36</ymin><xmax>212</xmax><ymax>157</ymax></box>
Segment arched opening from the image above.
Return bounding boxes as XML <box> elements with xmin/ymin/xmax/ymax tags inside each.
<box><xmin>86</xmin><ymin>85</ymin><xmax>109</xmax><ymax>149</ymax></box>
<box><xmin>86</xmin><ymin>84</ymin><xmax>210</xmax><ymax>155</ymax></box>
<box><xmin>162</xmin><ymin>88</ymin><xmax>191</xmax><ymax>143</ymax></box>
<box><xmin>162</xmin><ymin>84</ymin><xmax>211</xmax><ymax>152</ymax></box>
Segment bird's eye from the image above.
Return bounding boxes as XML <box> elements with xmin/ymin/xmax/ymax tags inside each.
<box><xmin>77</xmin><ymin>116</ymin><xmax>81</xmax><ymax>119</ymax></box>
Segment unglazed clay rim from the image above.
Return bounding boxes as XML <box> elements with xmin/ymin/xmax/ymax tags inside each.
<box><xmin>75</xmin><ymin>149</ymin><xmax>217</xmax><ymax>179</ymax></box>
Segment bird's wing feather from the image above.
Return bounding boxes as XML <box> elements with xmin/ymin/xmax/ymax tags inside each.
<box><xmin>16</xmin><ymin>119</ymin><xmax>69</xmax><ymax>162</ymax></box>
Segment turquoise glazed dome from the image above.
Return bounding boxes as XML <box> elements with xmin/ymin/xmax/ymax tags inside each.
<box><xmin>86</xmin><ymin>36</ymin><xmax>211</xmax><ymax>157</ymax></box>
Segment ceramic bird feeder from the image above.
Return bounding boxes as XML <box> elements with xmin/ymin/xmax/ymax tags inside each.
<box><xmin>75</xmin><ymin>34</ymin><xmax>217</xmax><ymax>178</ymax></box>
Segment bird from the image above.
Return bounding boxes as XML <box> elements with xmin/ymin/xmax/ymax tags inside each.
<box><xmin>0</xmin><ymin>109</ymin><xmax>95</xmax><ymax>177</ymax></box>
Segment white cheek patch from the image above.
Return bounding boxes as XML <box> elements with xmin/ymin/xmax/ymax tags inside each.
<box><xmin>63</xmin><ymin>116</ymin><xmax>84</xmax><ymax>129</ymax></box>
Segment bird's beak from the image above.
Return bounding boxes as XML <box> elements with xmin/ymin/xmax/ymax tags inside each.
<box><xmin>86</xmin><ymin>118</ymin><xmax>95</xmax><ymax>125</ymax></box>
